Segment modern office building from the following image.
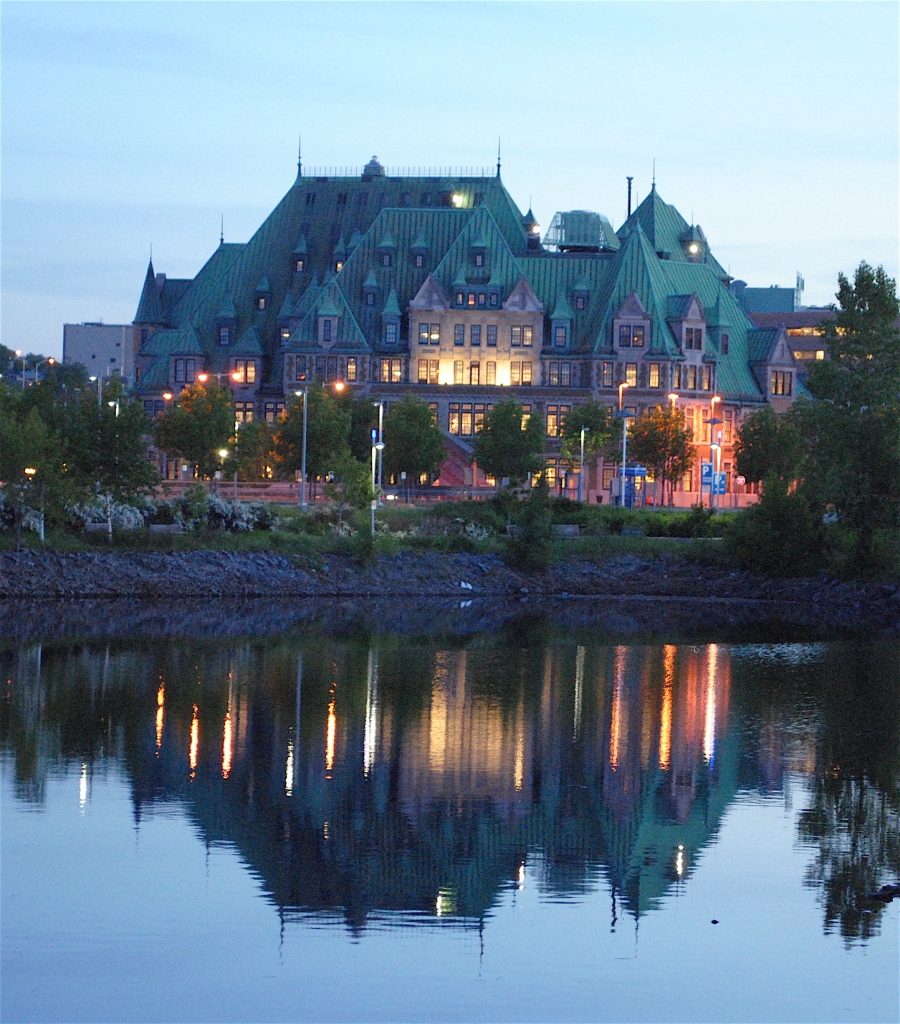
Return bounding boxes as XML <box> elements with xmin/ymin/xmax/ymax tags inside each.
<box><xmin>133</xmin><ymin>154</ymin><xmax>803</xmax><ymax>502</ymax></box>
<box><xmin>63</xmin><ymin>322</ymin><xmax>133</xmax><ymax>381</ymax></box>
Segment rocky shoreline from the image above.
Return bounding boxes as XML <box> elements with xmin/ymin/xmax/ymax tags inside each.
<box><xmin>0</xmin><ymin>549</ymin><xmax>897</xmax><ymax>640</ymax></box>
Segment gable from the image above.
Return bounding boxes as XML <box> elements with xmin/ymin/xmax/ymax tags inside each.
<box><xmin>616</xmin><ymin>291</ymin><xmax>648</xmax><ymax>319</ymax></box>
<box><xmin>409</xmin><ymin>274</ymin><xmax>450</xmax><ymax>311</ymax></box>
<box><xmin>503</xmin><ymin>277</ymin><xmax>543</xmax><ymax>313</ymax></box>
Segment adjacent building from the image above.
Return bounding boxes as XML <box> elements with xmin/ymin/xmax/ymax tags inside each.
<box><xmin>63</xmin><ymin>321</ymin><xmax>133</xmax><ymax>381</ymax></box>
<box><xmin>133</xmin><ymin>154</ymin><xmax>804</xmax><ymax>502</ymax></box>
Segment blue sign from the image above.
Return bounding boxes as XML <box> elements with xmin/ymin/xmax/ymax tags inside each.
<box><xmin>370</xmin><ymin>428</ymin><xmax>379</xmax><ymax>442</ymax></box>
<box><xmin>700</xmin><ymin>462</ymin><xmax>713</xmax><ymax>484</ymax></box>
<box><xmin>714</xmin><ymin>472</ymin><xmax>727</xmax><ymax>495</ymax></box>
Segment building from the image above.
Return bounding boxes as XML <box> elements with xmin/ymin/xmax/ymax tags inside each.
<box><xmin>133</xmin><ymin>154</ymin><xmax>803</xmax><ymax>503</ymax></box>
<box><xmin>63</xmin><ymin>322</ymin><xmax>133</xmax><ymax>381</ymax></box>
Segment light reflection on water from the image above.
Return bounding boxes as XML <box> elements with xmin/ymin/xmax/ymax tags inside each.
<box><xmin>1</xmin><ymin>631</ymin><xmax>898</xmax><ymax>1023</ymax></box>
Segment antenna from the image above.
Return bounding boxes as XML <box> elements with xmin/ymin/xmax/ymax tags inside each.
<box><xmin>627</xmin><ymin>176</ymin><xmax>634</xmax><ymax>217</ymax></box>
<box><xmin>297</xmin><ymin>134</ymin><xmax>302</xmax><ymax>176</ymax></box>
<box><xmin>652</xmin><ymin>158</ymin><xmax>656</xmax><ymax>189</ymax></box>
<box><xmin>220</xmin><ymin>214</ymin><xmax>224</xmax><ymax>245</ymax></box>
<box><xmin>496</xmin><ymin>137</ymin><xmax>501</xmax><ymax>178</ymax></box>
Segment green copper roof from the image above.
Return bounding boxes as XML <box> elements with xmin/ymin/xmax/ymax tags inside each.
<box><xmin>135</xmin><ymin>261</ymin><xmax>165</xmax><ymax>324</ymax></box>
<box><xmin>232</xmin><ymin>325</ymin><xmax>264</xmax><ymax>356</ymax></box>
<box><xmin>382</xmin><ymin>287</ymin><xmax>401</xmax><ymax>317</ymax></box>
<box><xmin>216</xmin><ymin>294</ymin><xmax>238</xmax><ymax>320</ymax></box>
<box><xmin>551</xmin><ymin>291</ymin><xmax>573</xmax><ymax>320</ymax></box>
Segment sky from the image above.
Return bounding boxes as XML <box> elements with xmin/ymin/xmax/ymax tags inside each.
<box><xmin>2</xmin><ymin>0</ymin><xmax>898</xmax><ymax>360</ymax></box>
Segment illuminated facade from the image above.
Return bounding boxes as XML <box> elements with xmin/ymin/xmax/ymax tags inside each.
<box><xmin>133</xmin><ymin>154</ymin><xmax>803</xmax><ymax>501</ymax></box>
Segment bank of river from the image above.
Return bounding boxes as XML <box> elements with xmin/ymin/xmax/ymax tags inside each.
<box><xmin>0</xmin><ymin>549</ymin><xmax>896</xmax><ymax>638</ymax></box>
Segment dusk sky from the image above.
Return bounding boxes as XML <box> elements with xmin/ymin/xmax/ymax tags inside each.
<box><xmin>2</xmin><ymin>0</ymin><xmax>898</xmax><ymax>360</ymax></box>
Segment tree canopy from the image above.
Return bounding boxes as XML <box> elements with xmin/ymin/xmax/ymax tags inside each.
<box><xmin>382</xmin><ymin>396</ymin><xmax>445</xmax><ymax>484</ymax></box>
<box><xmin>153</xmin><ymin>382</ymin><xmax>234</xmax><ymax>478</ymax></box>
<box><xmin>473</xmin><ymin>400</ymin><xmax>545</xmax><ymax>486</ymax></box>
<box><xmin>628</xmin><ymin>405</ymin><xmax>694</xmax><ymax>505</ymax></box>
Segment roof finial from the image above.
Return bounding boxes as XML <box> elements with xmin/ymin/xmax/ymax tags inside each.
<box><xmin>220</xmin><ymin>214</ymin><xmax>224</xmax><ymax>245</ymax></box>
<box><xmin>297</xmin><ymin>134</ymin><xmax>302</xmax><ymax>177</ymax></box>
<box><xmin>652</xmin><ymin>158</ymin><xmax>656</xmax><ymax>190</ymax></box>
<box><xmin>497</xmin><ymin>136</ymin><xmax>501</xmax><ymax>178</ymax></box>
<box><xmin>149</xmin><ymin>243</ymin><xmax>153</xmax><ymax>261</ymax></box>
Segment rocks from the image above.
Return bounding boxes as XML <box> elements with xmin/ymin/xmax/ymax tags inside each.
<box><xmin>0</xmin><ymin>549</ymin><xmax>896</xmax><ymax>635</ymax></box>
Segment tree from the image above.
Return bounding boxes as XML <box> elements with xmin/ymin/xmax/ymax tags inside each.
<box><xmin>382</xmin><ymin>396</ymin><xmax>445</xmax><ymax>489</ymax></box>
<box><xmin>271</xmin><ymin>383</ymin><xmax>352</xmax><ymax>494</ymax></box>
<box><xmin>629</xmin><ymin>405</ymin><xmax>693</xmax><ymax>505</ymax></box>
<box><xmin>734</xmin><ymin>407</ymin><xmax>803</xmax><ymax>486</ymax></box>
<box><xmin>230</xmin><ymin>419</ymin><xmax>273</xmax><ymax>480</ymax></box>
<box><xmin>153</xmin><ymin>381</ymin><xmax>234</xmax><ymax>479</ymax></box>
<box><xmin>473</xmin><ymin>399</ymin><xmax>545</xmax><ymax>487</ymax></box>
<box><xmin>559</xmin><ymin>402</ymin><xmax>617</xmax><ymax>494</ymax></box>
<box><xmin>0</xmin><ymin>402</ymin><xmax>58</xmax><ymax>547</ymax></box>
<box><xmin>796</xmin><ymin>263</ymin><xmax>900</xmax><ymax>568</ymax></box>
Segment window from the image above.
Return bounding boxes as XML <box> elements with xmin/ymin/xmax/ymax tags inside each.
<box><xmin>474</xmin><ymin>404</ymin><xmax>486</xmax><ymax>433</ymax></box>
<box><xmin>295</xmin><ymin>360</ymin><xmax>309</xmax><ymax>382</ymax></box>
<box><xmin>380</xmin><ymin>358</ymin><xmax>402</xmax><ymax>383</ymax></box>
<box><xmin>453</xmin><ymin>360</ymin><xmax>464</xmax><ymax>384</ymax></box>
<box><xmin>365</xmin><ymin>292</ymin><xmax>375</xmax><ymax>307</ymax></box>
<box><xmin>380</xmin><ymin>253</ymin><xmax>392</xmax><ymax>268</ymax></box>
<box><xmin>477</xmin><ymin>293</ymin><xmax>486</xmax><ymax>307</ymax></box>
<box><xmin>701</xmin><ymin>365</ymin><xmax>712</xmax><ymax>391</ymax></box>
<box><xmin>511</xmin><ymin>325</ymin><xmax>523</xmax><ymax>346</ymax></box>
<box><xmin>601</xmin><ymin>361</ymin><xmax>614</xmax><ymax>387</ymax></box>
<box><xmin>474</xmin><ymin>252</ymin><xmax>485</xmax><ymax>267</ymax></box>
<box><xmin>470</xmin><ymin>362</ymin><xmax>480</xmax><ymax>385</ymax></box>
<box><xmin>510</xmin><ymin>325</ymin><xmax>534</xmax><ymax>347</ymax></box>
<box><xmin>305</xmin><ymin>193</ymin><xmax>316</xmax><ymax>206</ymax></box>
<box><xmin>547</xmin><ymin>361</ymin><xmax>571</xmax><ymax>387</ymax></box>
<box><xmin>467</xmin><ymin>292</ymin><xmax>476</xmax><ymax>307</ymax></box>
<box><xmin>771</xmin><ymin>370</ymin><xmax>793</xmax><ymax>396</ymax></box>
<box><xmin>618</xmin><ymin>324</ymin><xmax>645</xmax><ymax>347</ymax></box>
<box><xmin>234</xmin><ymin>401</ymin><xmax>254</xmax><ymax>424</ymax></box>
<box><xmin>414</xmin><ymin>254</ymin><xmax>425</xmax><ymax>268</ymax></box>
<box><xmin>684</xmin><ymin>327</ymin><xmax>703</xmax><ymax>350</ymax></box>
<box><xmin>648</xmin><ymin>363</ymin><xmax>661</xmax><ymax>388</ymax></box>
<box><xmin>488</xmin><ymin>293</ymin><xmax>498</xmax><ymax>308</ymax></box>
<box><xmin>454</xmin><ymin>324</ymin><xmax>465</xmax><ymax>346</ymax></box>
<box><xmin>455</xmin><ymin>291</ymin><xmax>465</xmax><ymax>306</ymax></box>
<box><xmin>264</xmin><ymin>401</ymin><xmax>286</xmax><ymax>423</ymax></box>
<box><xmin>487</xmin><ymin>325</ymin><xmax>497</xmax><ymax>347</ymax></box>
<box><xmin>418</xmin><ymin>359</ymin><xmax>439</xmax><ymax>384</ymax></box>
<box><xmin>281</xmin><ymin>327</ymin><xmax>291</xmax><ymax>344</ymax></box>
<box><xmin>575</xmin><ymin>294</ymin><xmax>587</xmax><ymax>311</ymax></box>
<box><xmin>428</xmin><ymin>402</ymin><xmax>438</xmax><ymax>425</ymax></box>
<box><xmin>546</xmin><ymin>404</ymin><xmax>570</xmax><ymax>438</ymax></box>
<box><xmin>470</xmin><ymin>324</ymin><xmax>481</xmax><ymax>346</ymax></box>
<box><xmin>173</xmin><ymin>358</ymin><xmax>196</xmax><ymax>384</ymax></box>
<box><xmin>449</xmin><ymin>402</ymin><xmax>476</xmax><ymax>437</ymax></box>
<box><xmin>510</xmin><ymin>361</ymin><xmax>532</xmax><ymax>386</ymax></box>
<box><xmin>256</xmin><ymin>296</ymin><xmax>267</xmax><ymax>311</ymax></box>
<box><xmin>233</xmin><ymin>360</ymin><xmax>256</xmax><ymax>384</ymax></box>
<box><xmin>218</xmin><ymin>325</ymin><xmax>231</xmax><ymax>346</ymax></box>
<box><xmin>384</xmin><ymin>322</ymin><xmax>399</xmax><ymax>346</ymax></box>
<box><xmin>346</xmin><ymin>357</ymin><xmax>357</xmax><ymax>383</ymax></box>
<box><xmin>430</xmin><ymin>323</ymin><xmax>441</xmax><ymax>346</ymax></box>
<box><xmin>625</xmin><ymin>363</ymin><xmax>638</xmax><ymax>387</ymax></box>
<box><xmin>449</xmin><ymin>403</ymin><xmax>460</xmax><ymax>435</ymax></box>
<box><xmin>419</xmin><ymin>323</ymin><xmax>430</xmax><ymax>345</ymax></box>
<box><xmin>323</xmin><ymin>319</ymin><xmax>332</xmax><ymax>343</ymax></box>
<box><xmin>486</xmin><ymin>361</ymin><xmax>496</xmax><ymax>385</ymax></box>
<box><xmin>554</xmin><ymin>325</ymin><xmax>567</xmax><ymax>347</ymax></box>
<box><xmin>723</xmin><ymin>409</ymin><xmax>735</xmax><ymax>444</ymax></box>
<box><xmin>721</xmin><ymin>333</ymin><xmax>729</xmax><ymax>355</ymax></box>
<box><xmin>295</xmin><ymin>258</ymin><xmax>305</xmax><ymax>273</ymax></box>
<box><xmin>460</xmin><ymin>404</ymin><xmax>473</xmax><ymax>436</ymax></box>
<box><xmin>687</xmin><ymin>365</ymin><xmax>697</xmax><ymax>390</ymax></box>
<box><xmin>335</xmin><ymin>261</ymin><xmax>344</xmax><ymax>273</ymax></box>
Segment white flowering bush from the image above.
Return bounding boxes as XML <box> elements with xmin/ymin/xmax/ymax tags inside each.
<box><xmin>66</xmin><ymin>496</ymin><xmax>147</xmax><ymax>532</ymax></box>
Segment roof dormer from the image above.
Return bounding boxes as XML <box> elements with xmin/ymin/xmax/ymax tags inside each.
<box><xmin>254</xmin><ymin>276</ymin><xmax>271</xmax><ymax>312</ymax></box>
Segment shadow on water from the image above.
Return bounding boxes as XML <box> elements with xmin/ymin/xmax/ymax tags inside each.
<box><xmin>2</xmin><ymin>621</ymin><xmax>897</xmax><ymax>945</ymax></box>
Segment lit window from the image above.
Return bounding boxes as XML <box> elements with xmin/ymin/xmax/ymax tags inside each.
<box><xmin>474</xmin><ymin>403</ymin><xmax>486</xmax><ymax>433</ymax></box>
<box><xmin>467</xmin><ymin>293</ymin><xmax>476</xmax><ymax>307</ymax></box>
<box><xmin>626</xmin><ymin>363</ymin><xmax>638</xmax><ymax>387</ymax></box>
<box><xmin>470</xmin><ymin>362</ymin><xmax>480</xmax><ymax>385</ymax></box>
<box><xmin>618</xmin><ymin>324</ymin><xmax>645</xmax><ymax>347</ymax></box>
<box><xmin>601</xmin><ymin>361</ymin><xmax>614</xmax><ymax>387</ymax></box>
<box><xmin>295</xmin><ymin>259</ymin><xmax>305</xmax><ymax>273</ymax></box>
<box><xmin>257</xmin><ymin>296</ymin><xmax>267</xmax><ymax>311</ymax></box>
<box><xmin>449</xmin><ymin>403</ymin><xmax>460</xmax><ymax>434</ymax></box>
<box><xmin>687</xmin><ymin>366</ymin><xmax>697</xmax><ymax>390</ymax></box>
<box><xmin>486</xmin><ymin>361</ymin><xmax>496</xmax><ymax>385</ymax></box>
<box><xmin>335</xmin><ymin>261</ymin><xmax>343</xmax><ymax>273</ymax></box>
<box><xmin>649</xmin><ymin>363</ymin><xmax>660</xmax><ymax>388</ymax></box>
<box><xmin>546</xmin><ymin>404</ymin><xmax>570</xmax><ymax>438</ymax></box>
<box><xmin>419</xmin><ymin>323</ymin><xmax>430</xmax><ymax>345</ymax></box>
<box><xmin>771</xmin><ymin>370</ymin><xmax>793</xmax><ymax>396</ymax></box>
<box><xmin>281</xmin><ymin>327</ymin><xmax>291</xmax><ymax>343</ymax></box>
<box><xmin>234</xmin><ymin>401</ymin><xmax>254</xmax><ymax>423</ymax></box>
<box><xmin>347</xmin><ymin>357</ymin><xmax>357</xmax><ymax>383</ymax></box>
<box><xmin>234</xmin><ymin>360</ymin><xmax>256</xmax><ymax>384</ymax></box>
<box><xmin>701</xmin><ymin>365</ymin><xmax>712</xmax><ymax>391</ymax></box>
<box><xmin>430</xmin><ymin>324</ymin><xmax>441</xmax><ymax>346</ymax></box>
<box><xmin>454</xmin><ymin>360</ymin><xmax>464</xmax><ymax>384</ymax></box>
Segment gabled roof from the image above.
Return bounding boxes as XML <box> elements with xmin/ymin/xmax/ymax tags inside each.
<box><xmin>134</xmin><ymin>261</ymin><xmax>165</xmax><ymax>323</ymax></box>
<box><xmin>747</xmin><ymin>327</ymin><xmax>781</xmax><ymax>363</ymax></box>
<box><xmin>289</xmin><ymin>284</ymin><xmax>367</xmax><ymax>352</ymax></box>
<box><xmin>431</xmin><ymin>206</ymin><xmax>522</xmax><ymax>297</ymax></box>
<box><xmin>382</xmin><ymin>287</ymin><xmax>401</xmax><ymax>317</ymax></box>
<box><xmin>232</xmin><ymin>325</ymin><xmax>264</xmax><ymax>356</ymax></box>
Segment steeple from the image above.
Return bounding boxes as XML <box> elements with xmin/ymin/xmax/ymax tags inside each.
<box><xmin>134</xmin><ymin>259</ymin><xmax>164</xmax><ymax>324</ymax></box>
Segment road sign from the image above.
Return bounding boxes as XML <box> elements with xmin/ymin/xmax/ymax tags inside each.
<box><xmin>701</xmin><ymin>462</ymin><xmax>713</xmax><ymax>485</ymax></box>
<box><xmin>713</xmin><ymin>472</ymin><xmax>727</xmax><ymax>495</ymax></box>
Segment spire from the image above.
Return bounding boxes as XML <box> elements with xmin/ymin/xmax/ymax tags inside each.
<box><xmin>496</xmin><ymin>137</ymin><xmax>501</xmax><ymax>178</ymax></box>
<box><xmin>651</xmin><ymin>158</ymin><xmax>656</xmax><ymax>191</ymax></box>
<box><xmin>297</xmin><ymin>134</ymin><xmax>302</xmax><ymax>177</ymax></box>
<box><xmin>135</xmin><ymin>258</ymin><xmax>164</xmax><ymax>324</ymax></box>
<box><xmin>219</xmin><ymin>214</ymin><xmax>224</xmax><ymax>246</ymax></box>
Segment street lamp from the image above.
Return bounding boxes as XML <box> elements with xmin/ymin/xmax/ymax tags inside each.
<box><xmin>666</xmin><ymin>393</ymin><xmax>679</xmax><ymax>505</ymax></box>
<box><xmin>578</xmin><ymin>426</ymin><xmax>589</xmax><ymax>503</ymax></box>
<box><xmin>294</xmin><ymin>389</ymin><xmax>308</xmax><ymax>510</ymax></box>
<box><xmin>88</xmin><ymin>374</ymin><xmax>102</xmax><ymax>409</ymax></box>
<box><xmin>197</xmin><ymin>370</ymin><xmax>241</xmax><ymax>386</ymax></box>
<box><xmin>372</xmin><ymin>401</ymin><xmax>384</xmax><ymax>504</ymax></box>
<box><xmin>370</xmin><ymin>440</ymin><xmax>385</xmax><ymax>537</ymax></box>
<box><xmin>15</xmin><ymin>350</ymin><xmax>25</xmax><ymax>388</ymax></box>
<box><xmin>33</xmin><ymin>357</ymin><xmax>55</xmax><ymax>385</ymax></box>
<box><xmin>706</xmin><ymin>395</ymin><xmax>722</xmax><ymax>510</ymax></box>
<box><xmin>618</xmin><ymin>382</ymin><xmax>631</xmax><ymax>508</ymax></box>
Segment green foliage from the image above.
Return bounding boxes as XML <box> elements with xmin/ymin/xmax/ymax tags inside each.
<box><xmin>509</xmin><ymin>474</ymin><xmax>553</xmax><ymax>570</ymax></box>
<box><xmin>628</xmin><ymin>405</ymin><xmax>694</xmax><ymax>505</ymax></box>
<box><xmin>153</xmin><ymin>381</ymin><xmax>234</xmax><ymax>477</ymax></box>
<box><xmin>271</xmin><ymin>383</ymin><xmax>351</xmax><ymax>489</ymax></box>
<box><xmin>229</xmin><ymin>419</ymin><xmax>273</xmax><ymax>480</ymax></box>
<box><xmin>324</xmin><ymin>451</ymin><xmax>371</xmax><ymax>519</ymax></box>
<box><xmin>726</xmin><ymin>477</ymin><xmax>820</xmax><ymax>576</ymax></box>
<box><xmin>734</xmin><ymin>407</ymin><xmax>803</xmax><ymax>485</ymax></box>
<box><xmin>473</xmin><ymin>399</ymin><xmax>545</xmax><ymax>486</ymax></box>
<box><xmin>382</xmin><ymin>396</ymin><xmax>445</xmax><ymax>484</ymax></box>
<box><xmin>559</xmin><ymin>402</ymin><xmax>616</xmax><ymax>466</ymax></box>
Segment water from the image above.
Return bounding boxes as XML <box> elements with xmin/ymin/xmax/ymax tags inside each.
<box><xmin>2</xmin><ymin>618</ymin><xmax>898</xmax><ymax>1023</ymax></box>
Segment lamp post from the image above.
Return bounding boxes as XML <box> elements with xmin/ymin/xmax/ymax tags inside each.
<box><xmin>33</xmin><ymin>357</ymin><xmax>55</xmax><ymax>385</ymax></box>
<box><xmin>578</xmin><ymin>426</ymin><xmax>589</xmax><ymax>503</ymax></box>
<box><xmin>372</xmin><ymin>401</ymin><xmax>384</xmax><ymax>504</ymax></box>
<box><xmin>294</xmin><ymin>389</ymin><xmax>308</xmax><ymax>510</ymax></box>
<box><xmin>618</xmin><ymin>382</ymin><xmax>631</xmax><ymax>508</ymax></box>
<box><xmin>89</xmin><ymin>374</ymin><xmax>102</xmax><ymax>409</ymax></box>
<box><xmin>667</xmin><ymin>393</ymin><xmax>679</xmax><ymax>505</ymax></box>
<box><xmin>707</xmin><ymin>394</ymin><xmax>722</xmax><ymax>509</ymax></box>
<box><xmin>370</xmin><ymin>441</ymin><xmax>385</xmax><ymax>537</ymax></box>
<box><xmin>197</xmin><ymin>370</ymin><xmax>241</xmax><ymax>386</ymax></box>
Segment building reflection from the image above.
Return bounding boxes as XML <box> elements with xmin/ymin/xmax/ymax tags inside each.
<box><xmin>1</xmin><ymin>634</ymin><xmax>895</xmax><ymax>941</ymax></box>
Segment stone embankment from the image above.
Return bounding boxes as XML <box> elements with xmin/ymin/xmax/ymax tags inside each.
<box><xmin>0</xmin><ymin>549</ymin><xmax>896</xmax><ymax>638</ymax></box>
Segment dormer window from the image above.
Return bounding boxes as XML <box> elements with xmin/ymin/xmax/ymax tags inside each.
<box><xmin>554</xmin><ymin>325</ymin><xmax>568</xmax><ymax>347</ymax></box>
<box><xmin>721</xmin><ymin>333</ymin><xmax>729</xmax><ymax>355</ymax></box>
<box><xmin>474</xmin><ymin>252</ymin><xmax>485</xmax><ymax>268</ymax></box>
<box><xmin>575</xmin><ymin>294</ymin><xmax>587</xmax><ymax>311</ymax></box>
<box><xmin>323</xmin><ymin>319</ymin><xmax>332</xmax><ymax>343</ymax></box>
<box><xmin>280</xmin><ymin>327</ymin><xmax>291</xmax><ymax>344</ymax></box>
<box><xmin>380</xmin><ymin>253</ymin><xmax>392</xmax><ymax>268</ymax></box>
<box><xmin>414</xmin><ymin>254</ymin><xmax>425</xmax><ymax>268</ymax></box>
<box><xmin>256</xmin><ymin>296</ymin><xmax>267</xmax><ymax>311</ymax></box>
<box><xmin>335</xmin><ymin>260</ymin><xmax>344</xmax><ymax>273</ymax></box>
<box><xmin>218</xmin><ymin>325</ymin><xmax>232</xmax><ymax>346</ymax></box>
<box><xmin>294</xmin><ymin>258</ymin><xmax>305</xmax><ymax>273</ymax></box>
<box><xmin>618</xmin><ymin>324</ymin><xmax>646</xmax><ymax>348</ymax></box>
<box><xmin>684</xmin><ymin>327</ymin><xmax>704</xmax><ymax>350</ymax></box>
<box><xmin>365</xmin><ymin>292</ymin><xmax>375</xmax><ymax>307</ymax></box>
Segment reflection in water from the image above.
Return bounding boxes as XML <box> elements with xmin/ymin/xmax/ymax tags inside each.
<box><xmin>1</xmin><ymin>633</ymin><xmax>897</xmax><ymax>945</ymax></box>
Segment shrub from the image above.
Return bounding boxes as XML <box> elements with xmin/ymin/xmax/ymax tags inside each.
<box><xmin>66</xmin><ymin>496</ymin><xmax>147</xmax><ymax>532</ymax></box>
<box><xmin>726</xmin><ymin>478</ymin><xmax>820</xmax><ymax>575</ymax></box>
<box><xmin>509</xmin><ymin>476</ymin><xmax>553</xmax><ymax>570</ymax></box>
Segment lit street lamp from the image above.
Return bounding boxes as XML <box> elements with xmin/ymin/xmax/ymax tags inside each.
<box><xmin>197</xmin><ymin>370</ymin><xmax>241</xmax><ymax>386</ymax></box>
<box><xmin>372</xmin><ymin>401</ymin><xmax>384</xmax><ymax>505</ymax></box>
<box><xmin>15</xmin><ymin>350</ymin><xmax>25</xmax><ymax>388</ymax></box>
<box><xmin>706</xmin><ymin>394</ymin><xmax>722</xmax><ymax>510</ymax></box>
<box><xmin>294</xmin><ymin>389</ymin><xmax>308</xmax><ymax>510</ymax></box>
<box><xmin>618</xmin><ymin>382</ymin><xmax>631</xmax><ymax>508</ymax></box>
<box><xmin>88</xmin><ymin>374</ymin><xmax>102</xmax><ymax>409</ymax></box>
<box><xmin>370</xmin><ymin>440</ymin><xmax>385</xmax><ymax>537</ymax></box>
<box><xmin>33</xmin><ymin>357</ymin><xmax>56</xmax><ymax>385</ymax></box>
